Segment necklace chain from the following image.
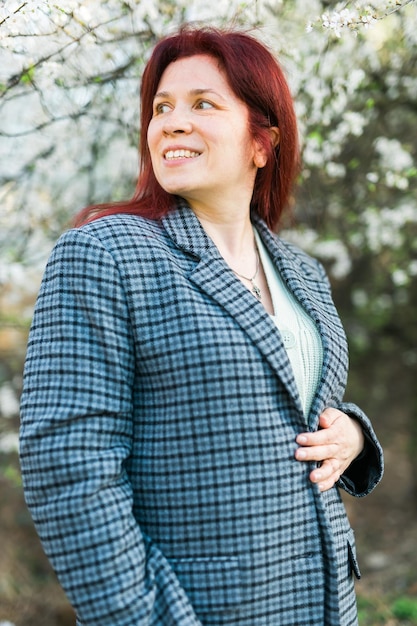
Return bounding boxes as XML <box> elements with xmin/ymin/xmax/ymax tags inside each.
<box><xmin>231</xmin><ymin>248</ymin><xmax>262</xmax><ymax>301</ymax></box>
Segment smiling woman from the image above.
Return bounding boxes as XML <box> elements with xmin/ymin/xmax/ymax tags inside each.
<box><xmin>74</xmin><ymin>26</ymin><xmax>299</xmax><ymax>229</ymax></box>
<box><xmin>147</xmin><ymin>55</ymin><xmax>263</xmax><ymax>219</ymax></box>
<box><xmin>20</xmin><ymin>24</ymin><xmax>383</xmax><ymax>626</ymax></box>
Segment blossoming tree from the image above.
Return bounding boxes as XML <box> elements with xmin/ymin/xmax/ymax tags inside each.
<box><xmin>0</xmin><ymin>0</ymin><xmax>416</xmax><ymax>462</ymax></box>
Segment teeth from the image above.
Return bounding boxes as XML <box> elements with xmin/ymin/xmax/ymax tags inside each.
<box><xmin>165</xmin><ymin>149</ymin><xmax>200</xmax><ymax>160</ymax></box>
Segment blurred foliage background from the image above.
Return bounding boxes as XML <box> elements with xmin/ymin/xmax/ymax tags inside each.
<box><xmin>0</xmin><ymin>0</ymin><xmax>416</xmax><ymax>624</ymax></box>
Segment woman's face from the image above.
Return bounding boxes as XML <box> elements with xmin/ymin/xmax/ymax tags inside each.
<box><xmin>147</xmin><ymin>54</ymin><xmax>262</xmax><ymax>213</ymax></box>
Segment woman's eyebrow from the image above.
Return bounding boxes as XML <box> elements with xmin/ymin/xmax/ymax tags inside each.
<box><xmin>153</xmin><ymin>88</ymin><xmax>225</xmax><ymax>101</ymax></box>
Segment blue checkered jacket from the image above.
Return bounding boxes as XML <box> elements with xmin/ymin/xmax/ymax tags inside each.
<box><xmin>20</xmin><ymin>202</ymin><xmax>383</xmax><ymax>625</ymax></box>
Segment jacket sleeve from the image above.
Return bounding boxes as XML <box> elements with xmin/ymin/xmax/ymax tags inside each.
<box><xmin>313</xmin><ymin>257</ymin><xmax>384</xmax><ymax>498</ymax></box>
<box><xmin>19</xmin><ymin>228</ymin><xmax>201</xmax><ymax>626</ymax></box>
<box><xmin>337</xmin><ymin>401</ymin><xmax>384</xmax><ymax>497</ymax></box>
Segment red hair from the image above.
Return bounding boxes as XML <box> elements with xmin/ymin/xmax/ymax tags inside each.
<box><xmin>75</xmin><ymin>26</ymin><xmax>300</xmax><ymax>229</ymax></box>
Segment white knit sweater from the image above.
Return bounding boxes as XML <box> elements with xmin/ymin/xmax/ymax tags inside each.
<box><xmin>255</xmin><ymin>229</ymin><xmax>323</xmax><ymax>417</ymax></box>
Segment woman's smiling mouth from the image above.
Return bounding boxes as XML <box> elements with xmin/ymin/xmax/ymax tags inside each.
<box><xmin>164</xmin><ymin>149</ymin><xmax>201</xmax><ymax>160</ymax></box>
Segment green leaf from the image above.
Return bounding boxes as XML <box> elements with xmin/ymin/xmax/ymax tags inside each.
<box><xmin>391</xmin><ymin>596</ymin><xmax>417</xmax><ymax>621</ymax></box>
<box><xmin>20</xmin><ymin>65</ymin><xmax>35</xmax><ymax>85</ymax></box>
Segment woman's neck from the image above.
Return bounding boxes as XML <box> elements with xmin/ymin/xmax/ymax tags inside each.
<box><xmin>189</xmin><ymin>200</ymin><xmax>274</xmax><ymax>315</ymax></box>
<box><xmin>194</xmin><ymin>209</ymin><xmax>254</xmax><ymax>261</ymax></box>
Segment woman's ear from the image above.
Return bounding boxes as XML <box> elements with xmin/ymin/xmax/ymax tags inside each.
<box><xmin>253</xmin><ymin>126</ymin><xmax>280</xmax><ymax>168</ymax></box>
<box><xmin>254</xmin><ymin>150</ymin><xmax>267</xmax><ymax>168</ymax></box>
<box><xmin>269</xmin><ymin>126</ymin><xmax>280</xmax><ymax>148</ymax></box>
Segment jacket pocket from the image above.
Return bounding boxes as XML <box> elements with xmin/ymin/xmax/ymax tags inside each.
<box><xmin>169</xmin><ymin>556</ymin><xmax>242</xmax><ymax>613</ymax></box>
<box><xmin>347</xmin><ymin>528</ymin><xmax>361</xmax><ymax>579</ymax></box>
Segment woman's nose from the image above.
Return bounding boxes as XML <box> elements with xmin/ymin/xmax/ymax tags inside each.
<box><xmin>162</xmin><ymin>108</ymin><xmax>193</xmax><ymax>135</ymax></box>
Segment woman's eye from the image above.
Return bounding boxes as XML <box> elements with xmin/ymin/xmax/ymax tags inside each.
<box><xmin>154</xmin><ymin>102</ymin><xmax>171</xmax><ymax>115</ymax></box>
<box><xmin>195</xmin><ymin>100</ymin><xmax>214</xmax><ymax>110</ymax></box>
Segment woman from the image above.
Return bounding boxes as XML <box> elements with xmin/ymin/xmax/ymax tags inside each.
<box><xmin>20</xmin><ymin>26</ymin><xmax>383</xmax><ymax>626</ymax></box>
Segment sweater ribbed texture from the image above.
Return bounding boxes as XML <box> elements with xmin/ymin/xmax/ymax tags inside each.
<box><xmin>255</xmin><ymin>229</ymin><xmax>323</xmax><ymax>417</ymax></box>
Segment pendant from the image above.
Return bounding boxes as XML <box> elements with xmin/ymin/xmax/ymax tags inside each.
<box><xmin>251</xmin><ymin>282</ymin><xmax>261</xmax><ymax>301</ymax></box>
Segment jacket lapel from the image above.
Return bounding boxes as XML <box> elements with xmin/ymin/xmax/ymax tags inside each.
<box><xmin>162</xmin><ymin>203</ymin><xmax>304</xmax><ymax>421</ymax></box>
<box><xmin>253</xmin><ymin>216</ymin><xmax>347</xmax><ymax>429</ymax></box>
<box><xmin>162</xmin><ymin>203</ymin><xmax>343</xmax><ymax>429</ymax></box>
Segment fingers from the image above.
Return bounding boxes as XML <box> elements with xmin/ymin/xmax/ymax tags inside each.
<box><xmin>296</xmin><ymin>430</ymin><xmax>333</xmax><ymax>449</ymax></box>
<box><xmin>295</xmin><ymin>445</ymin><xmax>347</xmax><ymax>492</ymax></box>
<box><xmin>295</xmin><ymin>408</ymin><xmax>358</xmax><ymax>457</ymax></box>
<box><xmin>309</xmin><ymin>459</ymin><xmax>342</xmax><ymax>492</ymax></box>
<box><xmin>318</xmin><ymin>407</ymin><xmax>339</xmax><ymax>428</ymax></box>
<box><xmin>295</xmin><ymin>443</ymin><xmax>338</xmax><ymax>462</ymax></box>
<box><xmin>295</xmin><ymin>424</ymin><xmax>343</xmax><ymax>453</ymax></box>
<box><xmin>295</xmin><ymin>436</ymin><xmax>347</xmax><ymax>492</ymax></box>
<box><xmin>294</xmin><ymin>408</ymin><xmax>364</xmax><ymax>492</ymax></box>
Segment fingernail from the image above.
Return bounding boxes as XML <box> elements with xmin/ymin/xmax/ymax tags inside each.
<box><xmin>296</xmin><ymin>449</ymin><xmax>307</xmax><ymax>460</ymax></box>
<box><xmin>297</xmin><ymin>435</ymin><xmax>308</xmax><ymax>444</ymax></box>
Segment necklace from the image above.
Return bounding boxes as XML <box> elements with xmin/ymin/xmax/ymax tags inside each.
<box><xmin>231</xmin><ymin>249</ymin><xmax>262</xmax><ymax>301</ymax></box>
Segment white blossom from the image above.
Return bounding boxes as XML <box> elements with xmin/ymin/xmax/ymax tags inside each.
<box><xmin>312</xmin><ymin>239</ymin><xmax>352</xmax><ymax>279</ymax></box>
<box><xmin>0</xmin><ymin>384</ymin><xmax>20</xmax><ymax>419</ymax></box>
<box><xmin>325</xmin><ymin>161</ymin><xmax>346</xmax><ymax>178</ymax></box>
<box><xmin>321</xmin><ymin>8</ymin><xmax>357</xmax><ymax>37</ymax></box>
<box><xmin>392</xmin><ymin>268</ymin><xmax>409</xmax><ymax>286</ymax></box>
<box><xmin>0</xmin><ymin>432</ymin><xmax>19</xmax><ymax>453</ymax></box>
<box><xmin>409</xmin><ymin>260</ymin><xmax>417</xmax><ymax>277</ymax></box>
<box><xmin>281</xmin><ymin>228</ymin><xmax>352</xmax><ymax>279</ymax></box>
<box><xmin>385</xmin><ymin>171</ymin><xmax>409</xmax><ymax>190</ymax></box>
<box><xmin>361</xmin><ymin>203</ymin><xmax>417</xmax><ymax>253</ymax></box>
<box><xmin>308</xmin><ymin>1</ymin><xmax>405</xmax><ymax>37</ymax></box>
<box><xmin>374</xmin><ymin>137</ymin><xmax>414</xmax><ymax>171</ymax></box>
<box><xmin>352</xmin><ymin>289</ymin><xmax>369</xmax><ymax>308</ymax></box>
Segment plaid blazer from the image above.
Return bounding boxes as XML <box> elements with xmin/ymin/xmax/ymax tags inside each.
<box><xmin>20</xmin><ymin>202</ymin><xmax>383</xmax><ymax>626</ymax></box>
